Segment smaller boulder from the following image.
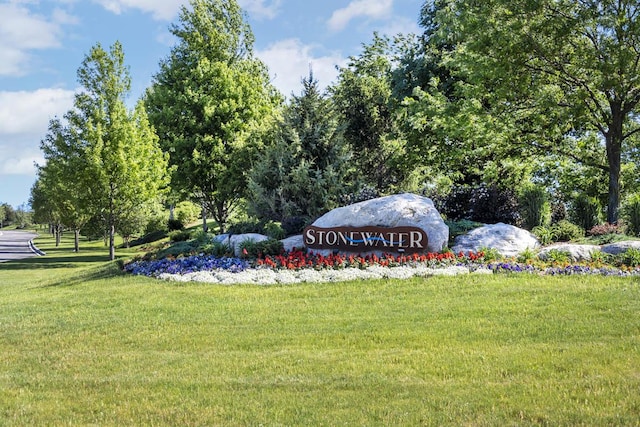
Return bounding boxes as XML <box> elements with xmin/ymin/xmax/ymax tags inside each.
<box><xmin>601</xmin><ymin>240</ymin><xmax>640</xmax><ymax>255</ymax></box>
<box><xmin>228</xmin><ymin>233</ymin><xmax>269</xmax><ymax>257</ymax></box>
<box><xmin>538</xmin><ymin>243</ymin><xmax>601</xmax><ymax>262</ymax></box>
<box><xmin>452</xmin><ymin>223</ymin><xmax>539</xmax><ymax>257</ymax></box>
<box><xmin>281</xmin><ymin>235</ymin><xmax>304</xmax><ymax>252</ymax></box>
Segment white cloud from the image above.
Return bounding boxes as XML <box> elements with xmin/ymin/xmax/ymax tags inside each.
<box><xmin>91</xmin><ymin>0</ymin><xmax>280</xmax><ymax>21</ymax></box>
<box><xmin>327</xmin><ymin>0</ymin><xmax>393</xmax><ymax>32</ymax></box>
<box><xmin>256</xmin><ymin>39</ymin><xmax>347</xmax><ymax>97</ymax></box>
<box><xmin>239</xmin><ymin>0</ymin><xmax>281</xmax><ymax>19</ymax></box>
<box><xmin>0</xmin><ymin>88</ymin><xmax>76</xmax><ymax>176</ymax></box>
<box><xmin>91</xmin><ymin>0</ymin><xmax>184</xmax><ymax>20</ymax></box>
<box><xmin>0</xmin><ymin>3</ymin><xmax>64</xmax><ymax>76</ymax></box>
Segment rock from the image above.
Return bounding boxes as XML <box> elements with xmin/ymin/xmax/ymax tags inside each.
<box><xmin>228</xmin><ymin>233</ymin><xmax>269</xmax><ymax>257</ymax></box>
<box><xmin>601</xmin><ymin>240</ymin><xmax>640</xmax><ymax>255</ymax></box>
<box><xmin>281</xmin><ymin>235</ymin><xmax>304</xmax><ymax>252</ymax></box>
<box><xmin>537</xmin><ymin>243</ymin><xmax>601</xmax><ymax>261</ymax></box>
<box><xmin>452</xmin><ymin>223</ymin><xmax>539</xmax><ymax>257</ymax></box>
<box><xmin>309</xmin><ymin>193</ymin><xmax>448</xmax><ymax>255</ymax></box>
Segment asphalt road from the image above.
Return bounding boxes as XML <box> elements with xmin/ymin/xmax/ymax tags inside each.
<box><xmin>0</xmin><ymin>230</ymin><xmax>41</xmax><ymax>263</ymax></box>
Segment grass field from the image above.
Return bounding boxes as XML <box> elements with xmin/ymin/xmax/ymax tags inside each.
<box><xmin>1</xmin><ymin>233</ymin><xmax>639</xmax><ymax>425</ymax></box>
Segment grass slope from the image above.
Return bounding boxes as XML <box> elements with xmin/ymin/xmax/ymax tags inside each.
<box><xmin>0</xmin><ymin>234</ymin><xmax>639</xmax><ymax>425</ymax></box>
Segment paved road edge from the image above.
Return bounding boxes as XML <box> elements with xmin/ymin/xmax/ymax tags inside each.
<box><xmin>28</xmin><ymin>238</ymin><xmax>46</xmax><ymax>256</ymax></box>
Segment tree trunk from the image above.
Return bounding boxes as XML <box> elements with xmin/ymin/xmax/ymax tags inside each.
<box><xmin>109</xmin><ymin>223</ymin><xmax>115</xmax><ymax>261</ymax></box>
<box><xmin>55</xmin><ymin>224</ymin><xmax>62</xmax><ymax>247</ymax></box>
<box><xmin>169</xmin><ymin>204</ymin><xmax>175</xmax><ymax>221</ymax></box>
<box><xmin>202</xmin><ymin>205</ymin><xmax>208</xmax><ymax>233</ymax></box>
<box><xmin>74</xmin><ymin>228</ymin><xmax>80</xmax><ymax>252</ymax></box>
<box><xmin>606</xmin><ymin>106</ymin><xmax>624</xmax><ymax>224</ymax></box>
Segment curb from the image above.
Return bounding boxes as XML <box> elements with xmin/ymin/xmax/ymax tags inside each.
<box><xmin>28</xmin><ymin>239</ymin><xmax>46</xmax><ymax>256</ymax></box>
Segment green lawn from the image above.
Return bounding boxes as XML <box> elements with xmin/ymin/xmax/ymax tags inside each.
<box><xmin>1</xmin><ymin>234</ymin><xmax>639</xmax><ymax>425</ymax></box>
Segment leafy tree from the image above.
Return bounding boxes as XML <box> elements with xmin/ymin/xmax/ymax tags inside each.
<box><xmin>145</xmin><ymin>0</ymin><xmax>280</xmax><ymax>233</ymax></box>
<box><xmin>248</xmin><ymin>72</ymin><xmax>351</xmax><ymax>223</ymax></box>
<box><xmin>423</xmin><ymin>0</ymin><xmax>640</xmax><ymax>223</ymax></box>
<box><xmin>69</xmin><ymin>42</ymin><xmax>169</xmax><ymax>260</ymax></box>
<box><xmin>331</xmin><ymin>34</ymin><xmax>409</xmax><ymax>193</ymax></box>
<box><xmin>34</xmin><ymin>117</ymin><xmax>96</xmax><ymax>250</ymax></box>
<box><xmin>0</xmin><ymin>203</ymin><xmax>5</xmax><ymax>228</ymax></box>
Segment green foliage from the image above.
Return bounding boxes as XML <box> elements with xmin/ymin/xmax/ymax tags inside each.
<box><xmin>145</xmin><ymin>0</ymin><xmax>281</xmax><ymax>233</ymax></box>
<box><xmin>169</xmin><ymin>230</ymin><xmax>192</xmax><ymax>242</ymax></box>
<box><xmin>618</xmin><ymin>248</ymin><xmax>640</xmax><ymax>267</ymax></box>
<box><xmin>248</xmin><ymin>72</ymin><xmax>350</xmax><ymax>224</ymax></box>
<box><xmin>544</xmin><ymin>249</ymin><xmax>571</xmax><ymax>264</ymax></box>
<box><xmin>281</xmin><ymin>216</ymin><xmax>308</xmax><ymax>236</ymax></box>
<box><xmin>423</xmin><ymin>0</ymin><xmax>640</xmax><ymax>223</ymax></box>
<box><xmin>517</xmin><ymin>247</ymin><xmax>537</xmax><ymax>263</ymax></box>
<box><xmin>519</xmin><ymin>184</ymin><xmax>551</xmax><ymax>230</ymax></box>
<box><xmin>145</xmin><ymin>214</ymin><xmax>168</xmax><ymax>234</ymax></box>
<box><xmin>175</xmin><ymin>201</ymin><xmax>201</xmax><ymax>226</ymax></box>
<box><xmin>262</xmin><ymin>221</ymin><xmax>285</xmax><ymax>240</ymax></box>
<box><xmin>478</xmin><ymin>246</ymin><xmax>502</xmax><ymax>262</ymax></box>
<box><xmin>167</xmin><ymin>219</ymin><xmax>185</xmax><ymax>231</ymax></box>
<box><xmin>589</xmin><ymin>249</ymin><xmax>612</xmax><ymax>265</ymax></box>
<box><xmin>532</xmin><ymin>225</ymin><xmax>555</xmax><ymax>246</ymax></box>
<box><xmin>446</xmin><ymin>219</ymin><xmax>483</xmax><ymax>244</ymax></box>
<box><xmin>331</xmin><ymin>34</ymin><xmax>409</xmax><ymax>193</ymax></box>
<box><xmin>570</xmin><ymin>194</ymin><xmax>602</xmax><ymax>232</ymax></box>
<box><xmin>200</xmin><ymin>240</ymin><xmax>232</xmax><ymax>257</ymax></box>
<box><xmin>431</xmin><ymin>184</ymin><xmax>520</xmax><ymax>225</ymax></box>
<box><xmin>551</xmin><ymin>220</ymin><xmax>585</xmax><ymax>242</ymax></box>
<box><xmin>621</xmin><ymin>194</ymin><xmax>640</xmax><ymax>236</ymax></box>
<box><xmin>238</xmin><ymin>238</ymin><xmax>283</xmax><ymax>258</ymax></box>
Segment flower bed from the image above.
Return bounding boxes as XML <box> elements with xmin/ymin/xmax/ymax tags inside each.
<box><xmin>123</xmin><ymin>249</ymin><xmax>640</xmax><ymax>285</ymax></box>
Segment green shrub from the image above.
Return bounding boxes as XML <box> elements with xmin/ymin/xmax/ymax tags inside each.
<box><xmin>145</xmin><ymin>215</ymin><xmax>167</xmax><ymax>234</ymax></box>
<box><xmin>544</xmin><ymin>249</ymin><xmax>571</xmax><ymax>263</ymax></box>
<box><xmin>446</xmin><ymin>220</ymin><xmax>483</xmax><ymax>245</ymax></box>
<box><xmin>532</xmin><ymin>225</ymin><xmax>555</xmax><ymax>246</ymax></box>
<box><xmin>519</xmin><ymin>184</ymin><xmax>551</xmax><ymax>229</ymax></box>
<box><xmin>570</xmin><ymin>194</ymin><xmax>602</xmax><ymax>231</ymax></box>
<box><xmin>618</xmin><ymin>248</ymin><xmax>640</xmax><ymax>267</ymax></box>
<box><xmin>621</xmin><ymin>194</ymin><xmax>640</xmax><ymax>236</ymax></box>
<box><xmin>433</xmin><ymin>184</ymin><xmax>520</xmax><ymax>225</ymax></box>
<box><xmin>517</xmin><ymin>247</ymin><xmax>537</xmax><ymax>263</ymax></box>
<box><xmin>551</xmin><ymin>220</ymin><xmax>584</xmax><ymax>242</ymax></box>
<box><xmin>263</xmin><ymin>221</ymin><xmax>286</xmax><ymax>240</ymax></box>
<box><xmin>201</xmin><ymin>240</ymin><xmax>232</xmax><ymax>257</ymax></box>
<box><xmin>589</xmin><ymin>249</ymin><xmax>612</xmax><ymax>265</ymax></box>
<box><xmin>478</xmin><ymin>246</ymin><xmax>502</xmax><ymax>262</ymax></box>
<box><xmin>167</xmin><ymin>218</ymin><xmax>184</xmax><ymax>231</ymax></box>
<box><xmin>239</xmin><ymin>238</ymin><xmax>284</xmax><ymax>258</ymax></box>
<box><xmin>168</xmin><ymin>230</ymin><xmax>191</xmax><ymax>242</ymax></box>
<box><xmin>125</xmin><ymin>230</ymin><xmax>167</xmax><ymax>247</ymax></box>
<box><xmin>156</xmin><ymin>241</ymin><xmax>198</xmax><ymax>259</ymax></box>
<box><xmin>175</xmin><ymin>201</ymin><xmax>201</xmax><ymax>225</ymax></box>
<box><xmin>281</xmin><ymin>216</ymin><xmax>307</xmax><ymax>236</ymax></box>
<box><xmin>227</xmin><ymin>218</ymin><xmax>264</xmax><ymax>235</ymax></box>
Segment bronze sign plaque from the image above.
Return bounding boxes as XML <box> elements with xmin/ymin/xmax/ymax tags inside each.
<box><xmin>303</xmin><ymin>225</ymin><xmax>428</xmax><ymax>254</ymax></box>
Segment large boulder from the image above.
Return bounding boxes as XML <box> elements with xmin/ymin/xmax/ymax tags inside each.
<box><xmin>452</xmin><ymin>223</ymin><xmax>539</xmax><ymax>257</ymax></box>
<box><xmin>308</xmin><ymin>193</ymin><xmax>448</xmax><ymax>255</ymax></box>
<box><xmin>281</xmin><ymin>235</ymin><xmax>304</xmax><ymax>252</ymax></box>
<box><xmin>537</xmin><ymin>243</ymin><xmax>601</xmax><ymax>262</ymax></box>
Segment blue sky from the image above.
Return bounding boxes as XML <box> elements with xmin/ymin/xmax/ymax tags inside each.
<box><xmin>0</xmin><ymin>0</ymin><xmax>423</xmax><ymax>209</ymax></box>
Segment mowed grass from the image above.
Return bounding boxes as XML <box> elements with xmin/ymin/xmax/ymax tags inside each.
<box><xmin>0</xmin><ymin>234</ymin><xmax>639</xmax><ymax>425</ymax></box>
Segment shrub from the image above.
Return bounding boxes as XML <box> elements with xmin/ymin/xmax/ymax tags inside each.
<box><xmin>167</xmin><ymin>218</ymin><xmax>184</xmax><ymax>231</ymax></box>
<box><xmin>517</xmin><ymin>247</ymin><xmax>537</xmax><ymax>263</ymax></box>
<box><xmin>281</xmin><ymin>216</ymin><xmax>307</xmax><ymax>236</ymax></box>
<box><xmin>433</xmin><ymin>184</ymin><xmax>520</xmax><ymax>225</ymax></box>
<box><xmin>155</xmin><ymin>241</ymin><xmax>198</xmax><ymax>259</ymax></box>
<box><xmin>519</xmin><ymin>184</ymin><xmax>551</xmax><ymax>229</ymax></box>
<box><xmin>588</xmin><ymin>223</ymin><xmax>624</xmax><ymax>236</ymax></box>
<box><xmin>239</xmin><ymin>238</ymin><xmax>284</xmax><ymax>258</ymax></box>
<box><xmin>125</xmin><ymin>230</ymin><xmax>167</xmax><ymax>247</ymax></box>
<box><xmin>340</xmin><ymin>185</ymin><xmax>380</xmax><ymax>206</ymax></box>
<box><xmin>617</xmin><ymin>248</ymin><xmax>640</xmax><ymax>267</ymax></box>
<box><xmin>201</xmin><ymin>240</ymin><xmax>232</xmax><ymax>257</ymax></box>
<box><xmin>175</xmin><ymin>201</ymin><xmax>201</xmax><ymax>225</ymax></box>
<box><xmin>263</xmin><ymin>221</ymin><xmax>285</xmax><ymax>240</ymax></box>
<box><xmin>532</xmin><ymin>225</ymin><xmax>555</xmax><ymax>246</ymax></box>
<box><xmin>446</xmin><ymin>220</ymin><xmax>483</xmax><ymax>245</ymax></box>
<box><xmin>168</xmin><ymin>230</ymin><xmax>191</xmax><ymax>242</ymax></box>
<box><xmin>621</xmin><ymin>194</ymin><xmax>640</xmax><ymax>236</ymax></box>
<box><xmin>570</xmin><ymin>194</ymin><xmax>602</xmax><ymax>231</ymax></box>
<box><xmin>551</xmin><ymin>220</ymin><xmax>584</xmax><ymax>242</ymax></box>
<box><xmin>227</xmin><ymin>218</ymin><xmax>264</xmax><ymax>235</ymax></box>
<box><xmin>145</xmin><ymin>215</ymin><xmax>167</xmax><ymax>234</ymax></box>
<box><xmin>545</xmin><ymin>249</ymin><xmax>571</xmax><ymax>264</ymax></box>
